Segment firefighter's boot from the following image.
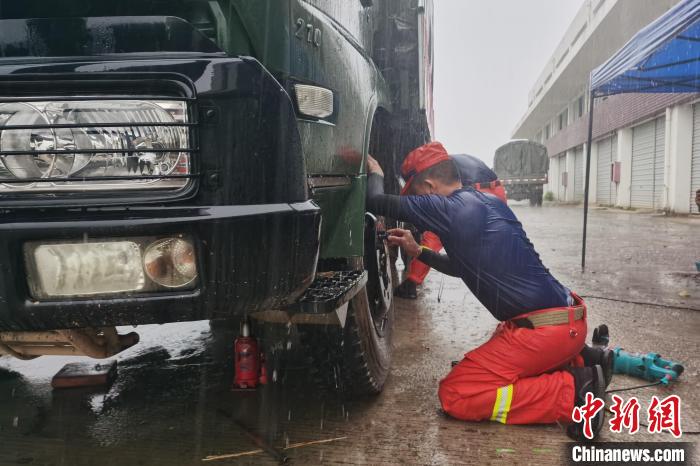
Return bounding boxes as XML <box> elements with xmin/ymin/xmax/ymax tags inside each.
<box><xmin>395</xmin><ymin>279</ymin><xmax>418</xmax><ymax>299</ymax></box>
<box><xmin>581</xmin><ymin>345</ymin><xmax>614</xmax><ymax>388</ymax></box>
<box><xmin>566</xmin><ymin>365</ymin><xmax>606</xmax><ymax>441</ymax></box>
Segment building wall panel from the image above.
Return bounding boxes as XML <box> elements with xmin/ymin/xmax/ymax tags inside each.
<box><xmin>545</xmin><ymin>93</ymin><xmax>694</xmax><ymax>157</ymax></box>
<box><xmin>691</xmin><ymin>104</ymin><xmax>700</xmax><ymax>213</ymax></box>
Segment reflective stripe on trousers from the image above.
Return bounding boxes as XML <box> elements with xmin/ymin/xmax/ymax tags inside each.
<box><xmin>490</xmin><ymin>384</ymin><xmax>514</xmax><ymax>424</ymax></box>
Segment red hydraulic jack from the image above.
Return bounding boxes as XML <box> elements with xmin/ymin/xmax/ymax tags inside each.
<box><xmin>232</xmin><ymin>318</ymin><xmax>268</xmax><ymax>390</ymax></box>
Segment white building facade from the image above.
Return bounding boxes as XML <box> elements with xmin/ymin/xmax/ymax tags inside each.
<box><xmin>512</xmin><ymin>0</ymin><xmax>700</xmax><ymax>214</ymax></box>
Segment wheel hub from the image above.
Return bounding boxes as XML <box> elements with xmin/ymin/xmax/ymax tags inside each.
<box><xmin>364</xmin><ymin>213</ymin><xmax>392</xmax><ymax>335</ymax></box>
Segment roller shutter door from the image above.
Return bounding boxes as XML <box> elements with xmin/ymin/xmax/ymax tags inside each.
<box><xmin>596</xmin><ymin>136</ymin><xmax>614</xmax><ymax>205</ymax></box>
<box><xmin>574</xmin><ymin>146</ymin><xmax>584</xmax><ymax>201</ymax></box>
<box><xmin>631</xmin><ymin>117</ymin><xmax>665</xmax><ymax>209</ymax></box>
<box><xmin>654</xmin><ymin>118</ymin><xmax>665</xmax><ymax>208</ymax></box>
<box><xmin>691</xmin><ymin>104</ymin><xmax>700</xmax><ymax>213</ymax></box>
<box><xmin>558</xmin><ymin>154</ymin><xmax>567</xmax><ymax>200</ymax></box>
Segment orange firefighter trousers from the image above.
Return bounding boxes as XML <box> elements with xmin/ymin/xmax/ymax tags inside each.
<box><xmin>438</xmin><ymin>298</ymin><xmax>587</xmax><ymax>424</ymax></box>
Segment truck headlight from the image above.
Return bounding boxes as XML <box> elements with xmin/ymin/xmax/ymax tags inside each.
<box><xmin>24</xmin><ymin>236</ymin><xmax>198</xmax><ymax>299</ymax></box>
<box><xmin>143</xmin><ymin>238</ymin><xmax>197</xmax><ymax>288</ymax></box>
<box><xmin>0</xmin><ymin>100</ymin><xmax>190</xmax><ymax>192</ymax></box>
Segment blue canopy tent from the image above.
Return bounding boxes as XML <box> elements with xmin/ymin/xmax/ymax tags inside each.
<box><xmin>581</xmin><ymin>0</ymin><xmax>700</xmax><ymax>269</ymax></box>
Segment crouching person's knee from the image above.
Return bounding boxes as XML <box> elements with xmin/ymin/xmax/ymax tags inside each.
<box><xmin>438</xmin><ymin>377</ymin><xmax>493</xmax><ymax>422</ymax></box>
<box><xmin>438</xmin><ymin>378</ymin><xmax>468</xmax><ymax>419</ymax></box>
<box><xmin>438</xmin><ymin>382</ymin><xmax>453</xmax><ymax>414</ymax></box>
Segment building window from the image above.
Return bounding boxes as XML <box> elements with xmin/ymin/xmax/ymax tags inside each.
<box><xmin>544</xmin><ymin>124</ymin><xmax>550</xmax><ymax>140</ymax></box>
<box><xmin>577</xmin><ymin>95</ymin><xmax>585</xmax><ymax>118</ymax></box>
<box><xmin>559</xmin><ymin>108</ymin><xmax>568</xmax><ymax>130</ymax></box>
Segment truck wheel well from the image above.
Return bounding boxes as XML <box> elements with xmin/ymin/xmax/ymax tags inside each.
<box><xmin>368</xmin><ymin>106</ymin><xmax>431</xmax><ymax>196</ymax></box>
<box><xmin>369</xmin><ymin>107</ymin><xmax>401</xmax><ymax>195</ymax></box>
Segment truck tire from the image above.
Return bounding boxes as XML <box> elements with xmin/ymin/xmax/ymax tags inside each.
<box><xmin>302</xmin><ymin>217</ymin><xmax>394</xmax><ymax>397</ymax></box>
<box><xmin>529</xmin><ymin>191</ymin><xmax>543</xmax><ymax>207</ymax></box>
<box><xmin>302</xmin><ymin>289</ymin><xmax>393</xmax><ymax>396</ymax></box>
<box><xmin>342</xmin><ymin>287</ymin><xmax>394</xmax><ymax>394</ymax></box>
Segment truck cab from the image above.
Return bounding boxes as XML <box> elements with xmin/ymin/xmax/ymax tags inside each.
<box><xmin>0</xmin><ymin>0</ymin><xmax>433</xmax><ymax>395</ymax></box>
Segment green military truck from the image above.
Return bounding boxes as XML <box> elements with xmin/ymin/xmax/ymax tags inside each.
<box><xmin>493</xmin><ymin>140</ymin><xmax>549</xmax><ymax>206</ymax></box>
<box><xmin>0</xmin><ymin>0</ymin><xmax>434</xmax><ymax>395</ymax></box>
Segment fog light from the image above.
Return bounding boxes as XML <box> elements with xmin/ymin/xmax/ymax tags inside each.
<box><xmin>143</xmin><ymin>238</ymin><xmax>197</xmax><ymax>288</ymax></box>
<box><xmin>294</xmin><ymin>84</ymin><xmax>334</xmax><ymax>119</ymax></box>
<box><xmin>29</xmin><ymin>241</ymin><xmax>145</xmax><ymax>298</ymax></box>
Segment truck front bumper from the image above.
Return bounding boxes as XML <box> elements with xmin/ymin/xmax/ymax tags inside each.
<box><xmin>0</xmin><ymin>202</ymin><xmax>321</xmax><ymax>331</ymax></box>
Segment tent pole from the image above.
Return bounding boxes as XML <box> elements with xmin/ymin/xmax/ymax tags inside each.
<box><xmin>581</xmin><ymin>91</ymin><xmax>595</xmax><ymax>271</ymax></box>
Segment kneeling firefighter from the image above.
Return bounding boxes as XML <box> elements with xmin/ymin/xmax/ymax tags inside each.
<box><xmin>366</xmin><ymin>142</ymin><xmax>613</xmax><ymax>440</ymax></box>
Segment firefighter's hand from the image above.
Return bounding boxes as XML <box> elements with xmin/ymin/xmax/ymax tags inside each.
<box><xmin>387</xmin><ymin>228</ymin><xmax>421</xmax><ymax>257</ymax></box>
<box><xmin>366</xmin><ymin>154</ymin><xmax>384</xmax><ymax>177</ymax></box>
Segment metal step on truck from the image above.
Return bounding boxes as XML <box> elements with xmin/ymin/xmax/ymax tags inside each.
<box><xmin>0</xmin><ymin>0</ymin><xmax>434</xmax><ymax>396</ymax></box>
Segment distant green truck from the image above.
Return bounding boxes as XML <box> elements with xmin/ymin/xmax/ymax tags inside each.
<box><xmin>494</xmin><ymin>140</ymin><xmax>549</xmax><ymax>206</ymax></box>
<box><xmin>0</xmin><ymin>0</ymin><xmax>434</xmax><ymax>395</ymax></box>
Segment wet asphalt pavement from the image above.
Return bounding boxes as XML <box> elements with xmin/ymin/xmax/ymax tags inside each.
<box><xmin>1</xmin><ymin>204</ymin><xmax>698</xmax><ymax>465</ymax></box>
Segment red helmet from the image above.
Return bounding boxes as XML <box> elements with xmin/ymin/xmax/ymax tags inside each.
<box><xmin>400</xmin><ymin>141</ymin><xmax>451</xmax><ymax>195</ymax></box>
